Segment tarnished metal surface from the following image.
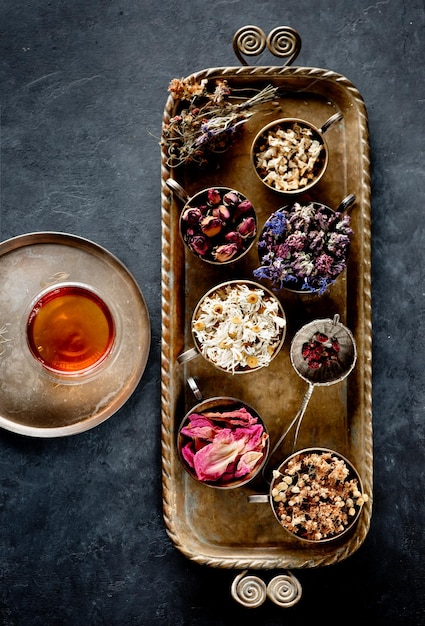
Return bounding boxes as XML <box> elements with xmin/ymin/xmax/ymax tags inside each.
<box><xmin>161</xmin><ymin>64</ymin><xmax>372</xmax><ymax>570</ymax></box>
<box><xmin>0</xmin><ymin>232</ymin><xmax>151</xmax><ymax>437</ymax></box>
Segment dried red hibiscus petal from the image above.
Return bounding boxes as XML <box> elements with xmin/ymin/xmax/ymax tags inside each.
<box><xmin>302</xmin><ymin>332</ymin><xmax>340</xmax><ymax>369</ymax></box>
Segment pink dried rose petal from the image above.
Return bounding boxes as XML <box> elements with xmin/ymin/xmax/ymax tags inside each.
<box><xmin>235</xmin><ymin>450</ymin><xmax>264</xmax><ymax>478</ymax></box>
<box><xmin>181</xmin><ymin>405</ymin><xmax>268</xmax><ymax>484</ymax></box>
<box><xmin>180</xmin><ymin>441</ymin><xmax>196</xmax><ymax>468</ymax></box>
<box><xmin>193</xmin><ymin>428</ymin><xmax>242</xmax><ymax>482</ymax></box>
<box><xmin>202</xmin><ymin>407</ymin><xmax>258</xmax><ymax>426</ymax></box>
<box><xmin>180</xmin><ymin>415</ymin><xmax>218</xmax><ymax>441</ymax></box>
<box><xmin>232</xmin><ymin>423</ymin><xmax>265</xmax><ymax>452</ymax></box>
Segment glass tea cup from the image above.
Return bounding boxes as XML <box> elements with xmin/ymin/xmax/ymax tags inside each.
<box><xmin>177</xmin><ymin>279</ymin><xmax>287</xmax><ymax>374</ymax></box>
<box><xmin>24</xmin><ymin>281</ymin><xmax>120</xmax><ymax>384</ymax></box>
<box><xmin>166</xmin><ymin>179</ymin><xmax>258</xmax><ymax>265</ymax></box>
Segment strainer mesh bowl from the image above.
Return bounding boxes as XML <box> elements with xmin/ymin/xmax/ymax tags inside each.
<box><xmin>290</xmin><ymin>317</ymin><xmax>357</xmax><ymax>385</ymax></box>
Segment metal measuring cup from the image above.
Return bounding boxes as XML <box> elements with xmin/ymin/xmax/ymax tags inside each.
<box><xmin>177</xmin><ymin>395</ymin><xmax>270</xmax><ymax>489</ymax></box>
<box><xmin>251</xmin><ymin>112</ymin><xmax>343</xmax><ymax>194</ymax></box>
<box><xmin>177</xmin><ymin>279</ymin><xmax>287</xmax><ymax>374</ymax></box>
<box><xmin>248</xmin><ymin>447</ymin><xmax>366</xmax><ymax>543</ymax></box>
<box><xmin>255</xmin><ymin>194</ymin><xmax>355</xmax><ymax>295</ymax></box>
<box><xmin>166</xmin><ymin>179</ymin><xmax>258</xmax><ymax>265</ymax></box>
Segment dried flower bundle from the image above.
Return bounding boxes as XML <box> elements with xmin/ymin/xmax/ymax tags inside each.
<box><xmin>254</xmin><ymin>203</ymin><xmax>353</xmax><ymax>294</ymax></box>
<box><xmin>192</xmin><ymin>283</ymin><xmax>286</xmax><ymax>373</ymax></box>
<box><xmin>162</xmin><ymin>77</ymin><xmax>279</xmax><ymax>168</ymax></box>
<box><xmin>179</xmin><ymin>405</ymin><xmax>268</xmax><ymax>486</ymax></box>
<box><xmin>272</xmin><ymin>450</ymin><xmax>368</xmax><ymax>541</ymax></box>
<box><xmin>180</xmin><ymin>187</ymin><xmax>257</xmax><ymax>263</ymax></box>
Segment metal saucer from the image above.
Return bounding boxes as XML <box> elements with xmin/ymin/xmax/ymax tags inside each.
<box><xmin>0</xmin><ymin>232</ymin><xmax>151</xmax><ymax>437</ymax></box>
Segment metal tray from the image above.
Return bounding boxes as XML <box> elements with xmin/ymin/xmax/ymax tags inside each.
<box><xmin>160</xmin><ymin>28</ymin><xmax>372</xmax><ymax>581</ymax></box>
<box><xmin>0</xmin><ymin>232</ymin><xmax>151</xmax><ymax>437</ymax></box>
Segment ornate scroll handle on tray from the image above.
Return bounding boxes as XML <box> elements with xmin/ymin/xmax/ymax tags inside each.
<box><xmin>233</xmin><ymin>25</ymin><xmax>301</xmax><ymax>66</ymax></box>
<box><xmin>231</xmin><ymin>570</ymin><xmax>302</xmax><ymax>608</ymax></box>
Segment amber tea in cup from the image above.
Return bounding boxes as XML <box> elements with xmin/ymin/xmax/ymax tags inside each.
<box><xmin>26</xmin><ymin>283</ymin><xmax>115</xmax><ymax>378</ymax></box>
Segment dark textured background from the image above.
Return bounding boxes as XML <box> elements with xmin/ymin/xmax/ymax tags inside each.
<box><xmin>0</xmin><ymin>1</ymin><xmax>424</xmax><ymax>624</ymax></box>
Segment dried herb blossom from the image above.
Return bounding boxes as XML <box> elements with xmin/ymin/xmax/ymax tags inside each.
<box><xmin>254</xmin><ymin>202</ymin><xmax>353</xmax><ymax>294</ymax></box>
<box><xmin>272</xmin><ymin>451</ymin><xmax>368</xmax><ymax>541</ymax></box>
<box><xmin>192</xmin><ymin>283</ymin><xmax>286</xmax><ymax>373</ymax></box>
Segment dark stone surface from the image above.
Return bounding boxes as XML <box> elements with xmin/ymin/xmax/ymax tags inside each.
<box><xmin>0</xmin><ymin>0</ymin><xmax>424</xmax><ymax>624</ymax></box>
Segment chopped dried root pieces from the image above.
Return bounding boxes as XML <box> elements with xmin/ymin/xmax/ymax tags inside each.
<box><xmin>254</xmin><ymin>122</ymin><xmax>325</xmax><ymax>191</ymax></box>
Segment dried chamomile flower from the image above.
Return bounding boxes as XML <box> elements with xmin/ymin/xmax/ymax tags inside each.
<box><xmin>192</xmin><ymin>283</ymin><xmax>286</xmax><ymax>373</ymax></box>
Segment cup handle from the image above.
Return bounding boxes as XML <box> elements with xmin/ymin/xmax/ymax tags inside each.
<box><xmin>248</xmin><ymin>494</ymin><xmax>269</xmax><ymax>503</ymax></box>
<box><xmin>187</xmin><ymin>376</ymin><xmax>203</xmax><ymax>401</ymax></box>
<box><xmin>337</xmin><ymin>194</ymin><xmax>356</xmax><ymax>214</ymax></box>
<box><xmin>319</xmin><ymin>111</ymin><xmax>343</xmax><ymax>134</ymax></box>
<box><xmin>165</xmin><ymin>178</ymin><xmax>190</xmax><ymax>204</ymax></box>
<box><xmin>177</xmin><ymin>347</ymin><xmax>199</xmax><ymax>364</ymax></box>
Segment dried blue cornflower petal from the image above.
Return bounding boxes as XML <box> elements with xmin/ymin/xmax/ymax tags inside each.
<box><xmin>254</xmin><ymin>202</ymin><xmax>353</xmax><ymax>294</ymax></box>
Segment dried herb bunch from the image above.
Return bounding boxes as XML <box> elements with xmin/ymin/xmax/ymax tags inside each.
<box><xmin>162</xmin><ymin>77</ymin><xmax>279</xmax><ymax>168</ymax></box>
<box><xmin>254</xmin><ymin>202</ymin><xmax>353</xmax><ymax>294</ymax></box>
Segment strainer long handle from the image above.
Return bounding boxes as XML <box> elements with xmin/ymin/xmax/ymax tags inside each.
<box><xmin>264</xmin><ymin>382</ymin><xmax>315</xmax><ymax>478</ymax></box>
<box><xmin>291</xmin><ymin>382</ymin><xmax>315</xmax><ymax>452</ymax></box>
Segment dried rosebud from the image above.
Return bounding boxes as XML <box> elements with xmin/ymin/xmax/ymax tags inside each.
<box><xmin>200</xmin><ymin>215</ymin><xmax>223</xmax><ymax>237</ymax></box>
<box><xmin>213</xmin><ymin>243</ymin><xmax>239</xmax><ymax>262</ymax></box>
<box><xmin>316</xmin><ymin>333</ymin><xmax>329</xmax><ymax>343</ymax></box>
<box><xmin>181</xmin><ymin>207</ymin><xmax>202</xmax><ymax>224</ymax></box>
<box><xmin>222</xmin><ymin>191</ymin><xmax>240</xmax><ymax>207</ymax></box>
<box><xmin>331</xmin><ymin>338</ymin><xmax>340</xmax><ymax>352</ymax></box>
<box><xmin>302</xmin><ymin>343</ymin><xmax>311</xmax><ymax>358</ymax></box>
<box><xmin>307</xmin><ymin>360</ymin><xmax>321</xmax><ymax>369</ymax></box>
<box><xmin>225</xmin><ymin>231</ymin><xmax>243</xmax><ymax>247</ymax></box>
<box><xmin>233</xmin><ymin>199</ymin><xmax>254</xmax><ymax>221</ymax></box>
<box><xmin>212</xmin><ymin>204</ymin><xmax>231</xmax><ymax>221</ymax></box>
<box><xmin>207</xmin><ymin>188</ymin><xmax>221</xmax><ymax>205</ymax></box>
<box><xmin>237</xmin><ymin>216</ymin><xmax>256</xmax><ymax>239</ymax></box>
<box><xmin>187</xmin><ymin>235</ymin><xmax>209</xmax><ymax>256</ymax></box>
